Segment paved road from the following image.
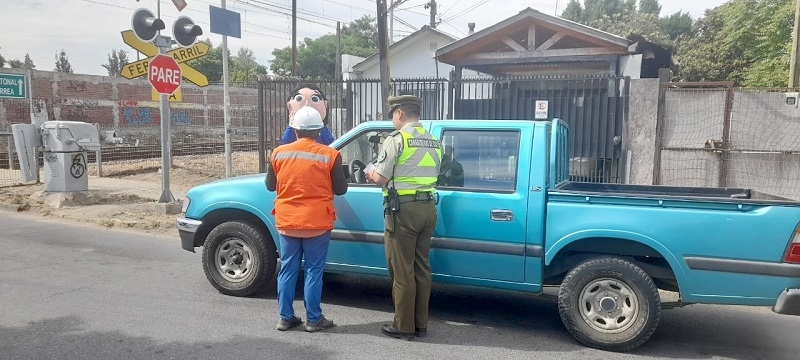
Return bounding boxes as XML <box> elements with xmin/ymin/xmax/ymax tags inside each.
<box><xmin>1</xmin><ymin>212</ymin><xmax>798</xmax><ymax>359</ymax></box>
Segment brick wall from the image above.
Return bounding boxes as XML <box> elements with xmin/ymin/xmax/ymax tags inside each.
<box><xmin>0</xmin><ymin>69</ymin><xmax>259</xmax><ymax>130</ymax></box>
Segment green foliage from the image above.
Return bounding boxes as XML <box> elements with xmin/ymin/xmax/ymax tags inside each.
<box><xmin>562</xmin><ymin>0</ymin><xmax>584</xmax><ymax>22</ymax></box>
<box><xmin>54</xmin><ymin>49</ymin><xmax>73</xmax><ymax>73</ymax></box>
<box><xmin>22</xmin><ymin>54</ymin><xmax>35</xmax><ymax>69</ymax></box>
<box><xmin>101</xmin><ymin>49</ymin><xmax>129</xmax><ymax>76</ymax></box>
<box><xmin>8</xmin><ymin>59</ymin><xmax>23</xmax><ymax>68</ymax></box>
<box><xmin>638</xmin><ymin>0</ymin><xmax>661</xmax><ymax>15</ymax></box>
<box><xmin>231</xmin><ymin>48</ymin><xmax>267</xmax><ymax>82</ymax></box>
<box><xmin>674</xmin><ymin>0</ymin><xmax>794</xmax><ymax>86</ymax></box>
<box><xmin>270</xmin><ymin>15</ymin><xmax>378</xmax><ymax>78</ymax></box>
<box><xmin>660</xmin><ymin>11</ymin><xmax>693</xmax><ymax>40</ymax></box>
<box><xmin>186</xmin><ymin>39</ymin><xmax>230</xmax><ymax>83</ymax></box>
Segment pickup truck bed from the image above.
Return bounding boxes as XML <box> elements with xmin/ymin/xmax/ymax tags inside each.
<box><xmin>557</xmin><ymin>182</ymin><xmax>799</xmax><ymax>204</ymax></box>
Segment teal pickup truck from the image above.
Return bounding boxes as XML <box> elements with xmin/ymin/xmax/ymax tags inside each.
<box><xmin>177</xmin><ymin>119</ymin><xmax>800</xmax><ymax>351</ymax></box>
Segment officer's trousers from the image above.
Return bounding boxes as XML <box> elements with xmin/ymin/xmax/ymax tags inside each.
<box><xmin>384</xmin><ymin>200</ymin><xmax>437</xmax><ymax>333</ymax></box>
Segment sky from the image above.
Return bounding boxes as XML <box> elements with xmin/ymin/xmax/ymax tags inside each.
<box><xmin>0</xmin><ymin>0</ymin><xmax>729</xmax><ymax>76</ymax></box>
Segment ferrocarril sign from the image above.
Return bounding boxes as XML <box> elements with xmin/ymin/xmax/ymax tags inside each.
<box><xmin>0</xmin><ymin>73</ymin><xmax>27</xmax><ymax>99</ymax></box>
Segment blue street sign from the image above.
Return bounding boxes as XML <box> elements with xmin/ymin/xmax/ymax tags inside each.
<box><xmin>209</xmin><ymin>5</ymin><xmax>241</xmax><ymax>38</ymax></box>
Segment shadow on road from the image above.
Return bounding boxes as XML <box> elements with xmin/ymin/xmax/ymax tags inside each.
<box><xmin>317</xmin><ymin>273</ymin><xmax>797</xmax><ymax>359</ymax></box>
<box><xmin>0</xmin><ymin>316</ymin><xmax>337</xmax><ymax>360</ymax></box>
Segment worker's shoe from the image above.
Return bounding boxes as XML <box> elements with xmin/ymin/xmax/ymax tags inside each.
<box><xmin>305</xmin><ymin>316</ymin><xmax>335</xmax><ymax>332</ymax></box>
<box><xmin>381</xmin><ymin>324</ymin><xmax>414</xmax><ymax>340</ymax></box>
<box><xmin>415</xmin><ymin>327</ymin><xmax>427</xmax><ymax>338</ymax></box>
<box><xmin>276</xmin><ymin>316</ymin><xmax>302</xmax><ymax>331</ymax></box>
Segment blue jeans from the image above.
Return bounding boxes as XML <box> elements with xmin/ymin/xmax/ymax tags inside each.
<box><xmin>277</xmin><ymin>231</ymin><xmax>331</xmax><ymax>323</ymax></box>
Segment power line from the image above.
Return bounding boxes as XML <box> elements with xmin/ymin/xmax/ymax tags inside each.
<box><xmin>440</xmin><ymin>0</ymin><xmax>464</xmax><ymax>17</ymax></box>
<box><xmin>441</xmin><ymin>0</ymin><xmax>489</xmax><ymax>22</ymax></box>
<box><xmin>81</xmin><ymin>0</ymin><xmax>290</xmax><ymax>40</ymax></box>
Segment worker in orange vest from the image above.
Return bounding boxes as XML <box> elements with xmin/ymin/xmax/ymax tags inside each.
<box><xmin>266</xmin><ymin>106</ymin><xmax>348</xmax><ymax>332</ymax></box>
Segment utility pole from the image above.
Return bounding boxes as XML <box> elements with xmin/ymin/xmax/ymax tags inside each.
<box><xmin>292</xmin><ymin>0</ymin><xmax>297</xmax><ymax>76</ymax></box>
<box><xmin>377</xmin><ymin>0</ymin><xmax>391</xmax><ymax>118</ymax></box>
<box><xmin>790</xmin><ymin>0</ymin><xmax>800</xmax><ymax>87</ymax></box>
<box><xmin>425</xmin><ymin>0</ymin><xmax>437</xmax><ymax>28</ymax></box>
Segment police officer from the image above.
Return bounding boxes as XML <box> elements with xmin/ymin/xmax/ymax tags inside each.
<box><xmin>365</xmin><ymin>95</ymin><xmax>442</xmax><ymax>340</ymax></box>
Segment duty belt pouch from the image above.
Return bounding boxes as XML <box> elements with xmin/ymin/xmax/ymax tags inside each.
<box><xmin>384</xmin><ymin>207</ymin><xmax>395</xmax><ymax>233</ymax></box>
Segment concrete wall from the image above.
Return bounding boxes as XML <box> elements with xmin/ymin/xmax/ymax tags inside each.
<box><xmin>625</xmin><ymin>78</ymin><xmax>659</xmax><ymax>185</ymax></box>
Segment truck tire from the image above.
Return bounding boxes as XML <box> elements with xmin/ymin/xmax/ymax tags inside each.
<box><xmin>202</xmin><ymin>221</ymin><xmax>277</xmax><ymax>297</ymax></box>
<box><xmin>558</xmin><ymin>256</ymin><xmax>661</xmax><ymax>352</ymax></box>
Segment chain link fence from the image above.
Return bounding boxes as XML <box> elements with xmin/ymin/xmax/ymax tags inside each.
<box><xmin>92</xmin><ymin>82</ymin><xmax>261</xmax><ymax>178</ymax></box>
<box><xmin>656</xmin><ymin>83</ymin><xmax>800</xmax><ymax>200</ymax></box>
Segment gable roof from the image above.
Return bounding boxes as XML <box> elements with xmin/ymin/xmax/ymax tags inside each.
<box><xmin>351</xmin><ymin>25</ymin><xmax>457</xmax><ymax>72</ymax></box>
<box><xmin>436</xmin><ymin>7</ymin><xmax>632</xmax><ymax>65</ymax></box>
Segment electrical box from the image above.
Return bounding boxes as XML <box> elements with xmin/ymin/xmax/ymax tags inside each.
<box><xmin>40</xmin><ymin>121</ymin><xmax>101</xmax><ymax>192</ymax></box>
<box><xmin>41</xmin><ymin>121</ymin><xmax>101</xmax><ymax>153</ymax></box>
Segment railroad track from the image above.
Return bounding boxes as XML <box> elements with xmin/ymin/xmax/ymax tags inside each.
<box><xmin>0</xmin><ymin>140</ymin><xmax>262</xmax><ymax>168</ymax></box>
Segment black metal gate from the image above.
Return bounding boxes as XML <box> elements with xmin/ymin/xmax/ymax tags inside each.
<box><xmin>452</xmin><ymin>75</ymin><xmax>629</xmax><ymax>183</ymax></box>
<box><xmin>257</xmin><ymin>76</ymin><xmax>628</xmax><ymax>183</ymax></box>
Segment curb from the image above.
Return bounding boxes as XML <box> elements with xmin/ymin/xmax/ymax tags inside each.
<box><xmin>0</xmin><ymin>203</ymin><xmax>21</xmax><ymax>212</ymax></box>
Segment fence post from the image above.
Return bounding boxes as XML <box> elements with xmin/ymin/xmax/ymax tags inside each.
<box><xmin>95</xmin><ymin>123</ymin><xmax>103</xmax><ymax>177</ymax></box>
<box><xmin>652</xmin><ymin>68</ymin><xmax>670</xmax><ymax>185</ymax></box>
<box><xmin>6</xmin><ymin>135</ymin><xmax>15</xmax><ymax>170</ymax></box>
<box><xmin>258</xmin><ymin>81</ymin><xmax>266</xmax><ymax>173</ymax></box>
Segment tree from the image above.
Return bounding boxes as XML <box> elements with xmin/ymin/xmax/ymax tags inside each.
<box><xmin>186</xmin><ymin>39</ymin><xmax>230</xmax><ymax>83</ymax></box>
<box><xmin>54</xmin><ymin>49</ymin><xmax>73</xmax><ymax>73</ymax></box>
<box><xmin>639</xmin><ymin>0</ymin><xmax>661</xmax><ymax>15</ymax></box>
<box><xmin>0</xmin><ymin>48</ymin><xmax>5</xmax><ymax>68</ymax></box>
<box><xmin>674</xmin><ymin>0</ymin><xmax>794</xmax><ymax>86</ymax></box>
<box><xmin>561</xmin><ymin>0</ymin><xmax>584</xmax><ymax>23</ymax></box>
<box><xmin>231</xmin><ymin>48</ymin><xmax>267</xmax><ymax>81</ymax></box>
<box><xmin>660</xmin><ymin>11</ymin><xmax>694</xmax><ymax>40</ymax></box>
<box><xmin>8</xmin><ymin>59</ymin><xmax>23</xmax><ymax>68</ymax></box>
<box><xmin>102</xmin><ymin>49</ymin><xmax>129</xmax><ymax>76</ymax></box>
<box><xmin>22</xmin><ymin>54</ymin><xmax>35</xmax><ymax>69</ymax></box>
<box><xmin>270</xmin><ymin>15</ymin><xmax>379</xmax><ymax>78</ymax></box>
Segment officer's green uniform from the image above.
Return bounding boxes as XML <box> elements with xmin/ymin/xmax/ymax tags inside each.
<box><xmin>372</xmin><ymin>95</ymin><xmax>442</xmax><ymax>334</ymax></box>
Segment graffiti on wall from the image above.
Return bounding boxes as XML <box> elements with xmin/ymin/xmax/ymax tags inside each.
<box><xmin>172</xmin><ymin>110</ymin><xmax>190</xmax><ymax>125</ymax></box>
<box><xmin>123</xmin><ymin>106</ymin><xmax>153</xmax><ymax>125</ymax></box>
<box><xmin>61</xmin><ymin>99</ymin><xmax>98</xmax><ymax>122</ymax></box>
<box><xmin>65</xmin><ymin>81</ymin><xmax>88</xmax><ymax>93</ymax></box>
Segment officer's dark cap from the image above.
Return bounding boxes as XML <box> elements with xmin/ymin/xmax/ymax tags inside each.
<box><xmin>388</xmin><ymin>95</ymin><xmax>422</xmax><ymax>113</ymax></box>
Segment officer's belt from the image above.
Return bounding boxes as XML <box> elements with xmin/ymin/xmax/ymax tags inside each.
<box><xmin>385</xmin><ymin>192</ymin><xmax>434</xmax><ymax>204</ymax></box>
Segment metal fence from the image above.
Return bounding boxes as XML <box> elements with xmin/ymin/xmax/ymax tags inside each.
<box><xmin>257</xmin><ymin>78</ymin><xmax>449</xmax><ymax>172</ymax></box>
<box><xmin>655</xmin><ymin>82</ymin><xmax>800</xmax><ymax>200</ymax></box>
<box><xmin>454</xmin><ymin>75</ymin><xmax>629</xmax><ymax>183</ymax></box>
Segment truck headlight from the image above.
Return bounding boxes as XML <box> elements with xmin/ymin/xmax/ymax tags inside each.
<box><xmin>181</xmin><ymin>197</ymin><xmax>191</xmax><ymax>214</ymax></box>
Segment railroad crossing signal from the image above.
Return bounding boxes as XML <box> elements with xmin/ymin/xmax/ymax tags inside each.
<box><xmin>119</xmin><ymin>30</ymin><xmax>209</xmax><ymax>87</ymax></box>
<box><xmin>149</xmin><ymin>54</ymin><xmax>182</xmax><ymax>95</ymax></box>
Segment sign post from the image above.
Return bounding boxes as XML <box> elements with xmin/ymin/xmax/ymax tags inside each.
<box><xmin>129</xmin><ymin>3</ymin><xmax>202</xmax><ymax>203</ymax></box>
<box><xmin>149</xmin><ymin>53</ymin><xmax>181</xmax><ymax>203</ymax></box>
<box><xmin>210</xmin><ymin>3</ymin><xmax>242</xmax><ymax>178</ymax></box>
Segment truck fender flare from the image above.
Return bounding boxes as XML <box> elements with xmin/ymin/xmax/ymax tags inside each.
<box><xmin>546</xmin><ymin>229</ymin><xmax>688</xmax><ymax>287</ymax></box>
<box><xmin>198</xmin><ymin>202</ymin><xmax>280</xmax><ymax>247</ymax></box>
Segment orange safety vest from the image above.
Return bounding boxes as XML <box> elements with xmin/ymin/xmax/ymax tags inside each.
<box><xmin>270</xmin><ymin>138</ymin><xmax>340</xmax><ymax>231</ymax></box>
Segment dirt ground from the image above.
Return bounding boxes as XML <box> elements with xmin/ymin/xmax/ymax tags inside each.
<box><xmin>0</xmin><ymin>152</ymin><xmax>261</xmax><ymax>236</ymax></box>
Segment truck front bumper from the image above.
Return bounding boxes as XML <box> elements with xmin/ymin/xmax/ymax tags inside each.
<box><xmin>773</xmin><ymin>288</ymin><xmax>800</xmax><ymax>316</ymax></box>
<box><xmin>177</xmin><ymin>217</ymin><xmax>202</xmax><ymax>253</ymax></box>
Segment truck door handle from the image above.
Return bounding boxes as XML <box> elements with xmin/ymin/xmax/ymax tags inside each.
<box><xmin>490</xmin><ymin>209</ymin><xmax>514</xmax><ymax>221</ymax></box>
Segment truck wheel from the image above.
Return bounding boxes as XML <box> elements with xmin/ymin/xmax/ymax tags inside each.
<box><xmin>202</xmin><ymin>221</ymin><xmax>276</xmax><ymax>297</ymax></box>
<box><xmin>558</xmin><ymin>256</ymin><xmax>661</xmax><ymax>352</ymax></box>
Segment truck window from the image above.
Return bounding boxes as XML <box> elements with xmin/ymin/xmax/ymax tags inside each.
<box><xmin>337</xmin><ymin>128</ymin><xmax>394</xmax><ymax>183</ymax></box>
<box><xmin>438</xmin><ymin>130</ymin><xmax>520</xmax><ymax>192</ymax></box>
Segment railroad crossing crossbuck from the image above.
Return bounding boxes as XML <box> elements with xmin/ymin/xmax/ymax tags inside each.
<box><xmin>119</xmin><ymin>30</ymin><xmax>209</xmax><ymax>87</ymax></box>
